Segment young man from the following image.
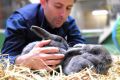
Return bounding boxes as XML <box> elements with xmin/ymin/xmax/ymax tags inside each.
<box><xmin>1</xmin><ymin>0</ymin><xmax>85</xmax><ymax>71</ymax></box>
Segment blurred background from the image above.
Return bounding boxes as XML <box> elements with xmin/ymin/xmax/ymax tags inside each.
<box><xmin>0</xmin><ymin>0</ymin><xmax>120</xmax><ymax>54</ymax></box>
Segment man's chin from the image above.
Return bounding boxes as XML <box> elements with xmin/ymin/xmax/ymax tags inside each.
<box><xmin>52</xmin><ymin>24</ymin><xmax>62</xmax><ymax>29</ymax></box>
<box><xmin>50</xmin><ymin>22</ymin><xmax>64</xmax><ymax>28</ymax></box>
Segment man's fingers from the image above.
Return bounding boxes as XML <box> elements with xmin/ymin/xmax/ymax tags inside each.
<box><xmin>34</xmin><ymin>40</ymin><xmax>51</xmax><ymax>47</ymax></box>
<box><xmin>29</xmin><ymin>47</ymin><xmax>59</xmax><ymax>55</ymax></box>
<box><xmin>38</xmin><ymin>47</ymin><xmax>59</xmax><ymax>53</ymax></box>
<box><xmin>45</xmin><ymin>59</ymin><xmax>62</xmax><ymax>65</ymax></box>
<box><xmin>34</xmin><ymin>60</ymin><xmax>57</xmax><ymax>71</ymax></box>
<box><xmin>40</xmin><ymin>54</ymin><xmax>64</xmax><ymax>60</ymax></box>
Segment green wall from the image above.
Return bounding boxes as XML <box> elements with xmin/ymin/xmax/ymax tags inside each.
<box><xmin>0</xmin><ymin>32</ymin><xmax>5</xmax><ymax>52</ymax></box>
<box><xmin>102</xmin><ymin>34</ymin><xmax>120</xmax><ymax>55</ymax></box>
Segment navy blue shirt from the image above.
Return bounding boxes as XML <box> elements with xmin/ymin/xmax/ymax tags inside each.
<box><xmin>1</xmin><ymin>4</ymin><xmax>85</xmax><ymax>64</ymax></box>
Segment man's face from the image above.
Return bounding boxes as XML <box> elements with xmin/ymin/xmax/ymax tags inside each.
<box><xmin>41</xmin><ymin>0</ymin><xmax>74</xmax><ymax>28</ymax></box>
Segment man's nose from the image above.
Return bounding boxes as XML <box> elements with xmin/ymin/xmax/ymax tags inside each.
<box><xmin>59</xmin><ymin>9</ymin><xmax>66</xmax><ymax>18</ymax></box>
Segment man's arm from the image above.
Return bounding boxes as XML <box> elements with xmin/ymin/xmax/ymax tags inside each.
<box><xmin>65</xmin><ymin>16</ymin><xmax>85</xmax><ymax>47</ymax></box>
<box><xmin>1</xmin><ymin>13</ymin><xmax>28</xmax><ymax>64</ymax></box>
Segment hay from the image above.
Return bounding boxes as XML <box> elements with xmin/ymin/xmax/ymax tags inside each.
<box><xmin>0</xmin><ymin>54</ymin><xmax>120</xmax><ymax>80</ymax></box>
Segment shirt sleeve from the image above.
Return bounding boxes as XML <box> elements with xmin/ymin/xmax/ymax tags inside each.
<box><xmin>1</xmin><ymin>12</ymin><xmax>28</xmax><ymax>64</ymax></box>
<box><xmin>66</xmin><ymin>17</ymin><xmax>85</xmax><ymax>47</ymax></box>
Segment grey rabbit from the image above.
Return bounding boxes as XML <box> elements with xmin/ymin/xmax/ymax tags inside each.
<box><xmin>21</xmin><ymin>25</ymin><xmax>112</xmax><ymax>75</ymax></box>
<box><xmin>21</xmin><ymin>25</ymin><xmax>69</xmax><ymax>55</ymax></box>
<box><xmin>62</xmin><ymin>44</ymin><xmax>112</xmax><ymax>75</ymax></box>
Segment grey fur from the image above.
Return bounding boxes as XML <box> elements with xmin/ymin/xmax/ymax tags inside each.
<box><xmin>62</xmin><ymin>44</ymin><xmax>112</xmax><ymax>75</ymax></box>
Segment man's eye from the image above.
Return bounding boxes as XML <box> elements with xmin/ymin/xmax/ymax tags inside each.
<box><xmin>55</xmin><ymin>6</ymin><xmax>62</xmax><ymax>9</ymax></box>
<box><xmin>67</xmin><ymin>7</ymin><xmax>72</xmax><ymax>11</ymax></box>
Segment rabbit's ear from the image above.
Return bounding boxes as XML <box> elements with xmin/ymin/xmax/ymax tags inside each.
<box><xmin>30</xmin><ymin>25</ymin><xmax>53</xmax><ymax>39</ymax></box>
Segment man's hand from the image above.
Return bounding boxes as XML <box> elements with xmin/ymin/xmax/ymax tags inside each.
<box><xmin>15</xmin><ymin>40</ymin><xmax>65</xmax><ymax>71</ymax></box>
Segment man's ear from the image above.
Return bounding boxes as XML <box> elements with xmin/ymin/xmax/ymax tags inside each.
<box><xmin>40</xmin><ymin>0</ymin><xmax>47</xmax><ymax>8</ymax></box>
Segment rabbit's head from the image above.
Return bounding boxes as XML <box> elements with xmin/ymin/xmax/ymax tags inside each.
<box><xmin>86</xmin><ymin>45</ymin><xmax>112</xmax><ymax>74</ymax></box>
<box><xmin>30</xmin><ymin>26</ymin><xmax>69</xmax><ymax>50</ymax></box>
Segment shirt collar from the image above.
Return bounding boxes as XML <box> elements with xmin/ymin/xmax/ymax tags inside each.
<box><xmin>38</xmin><ymin>5</ymin><xmax>44</xmax><ymax>27</ymax></box>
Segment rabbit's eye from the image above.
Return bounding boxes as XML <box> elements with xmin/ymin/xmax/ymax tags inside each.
<box><xmin>55</xmin><ymin>38</ymin><xmax>62</xmax><ymax>42</ymax></box>
<box><xmin>90</xmin><ymin>48</ymin><xmax>100</xmax><ymax>55</ymax></box>
<box><xmin>54</xmin><ymin>36</ymin><xmax>63</xmax><ymax>42</ymax></box>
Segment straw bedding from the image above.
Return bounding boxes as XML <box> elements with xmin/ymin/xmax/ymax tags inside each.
<box><xmin>0</xmin><ymin>54</ymin><xmax>120</xmax><ymax>80</ymax></box>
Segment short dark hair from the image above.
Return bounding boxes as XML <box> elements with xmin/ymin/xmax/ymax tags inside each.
<box><xmin>47</xmin><ymin>0</ymin><xmax>76</xmax><ymax>3</ymax></box>
<box><xmin>74</xmin><ymin>0</ymin><xmax>76</xmax><ymax>3</ymax></box>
